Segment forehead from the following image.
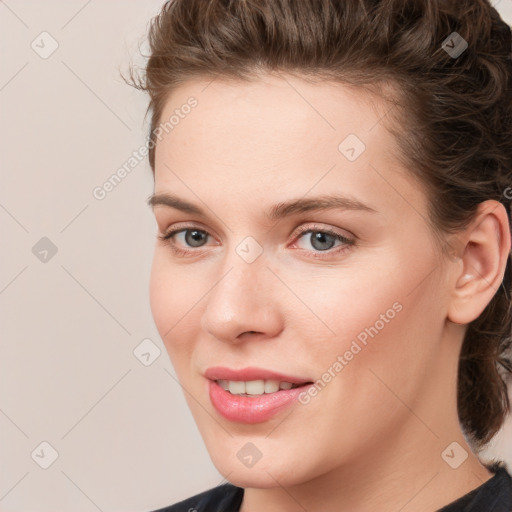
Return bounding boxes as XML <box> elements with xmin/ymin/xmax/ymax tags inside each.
<box><xmin>153</xmin><ymin>73</ymin><xmax>427</xmax><ymax>222</ymax></box>
<box><xmin>156</xmin><ymin>73</ymin><xmax>390</xmax><ymax>160</ymax></box>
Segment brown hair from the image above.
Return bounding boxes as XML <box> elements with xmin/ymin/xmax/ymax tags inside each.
<box><xmin>125</xmin><ymin>0</ymin><xmax>512</xmax><ymax>451</ymax></box>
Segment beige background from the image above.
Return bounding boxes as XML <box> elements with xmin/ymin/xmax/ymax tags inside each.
<box><xmin>1</xmin><ymin>1</ymin><xmax>512</xmax><ymax>511</ymax></box>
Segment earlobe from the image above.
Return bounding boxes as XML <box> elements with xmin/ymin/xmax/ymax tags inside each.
<box><xmin>447</xmin><ymin>200</ymin><xmax>511</xmax><ymax>325</ymax></box>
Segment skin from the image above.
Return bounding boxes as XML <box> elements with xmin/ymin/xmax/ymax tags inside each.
<box><xmin>148</xmin><ymin>73</ymin><xmax>511</xmax><ymax>512</ymax></box>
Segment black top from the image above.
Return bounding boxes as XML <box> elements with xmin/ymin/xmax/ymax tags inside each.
<box><xmin>151</xmin><ymin>466</ymin><xmax>512</xmax><ymax>512</ymax></box>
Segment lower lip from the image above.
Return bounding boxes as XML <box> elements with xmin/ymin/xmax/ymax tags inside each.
<box><xmin>208</xmin><ymin>380</ymin><xmax>312</xmax><ymax>424</ymax></box>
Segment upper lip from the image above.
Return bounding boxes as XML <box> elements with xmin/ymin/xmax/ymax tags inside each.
<box><xmin>204</xmin><ymin>366</ymin><xmax>313</xmax><ymax>384</ymax></box>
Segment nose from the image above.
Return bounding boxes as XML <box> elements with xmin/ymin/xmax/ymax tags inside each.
<box><xmin>200</xmin><ymin>254</ymin><xmax>284</xmax><ymax>343</ymax></box>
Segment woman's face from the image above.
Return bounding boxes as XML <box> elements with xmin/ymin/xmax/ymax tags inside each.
<box><xmin>149</xmin><ymin>73</ymin><xmax>455</xmax><ymax>487</ymax></box>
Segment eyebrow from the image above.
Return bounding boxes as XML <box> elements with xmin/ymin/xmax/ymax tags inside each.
<box><xmin>147</xmin><ymin>192</ymin><xmax>377</xmax><ymax>221</ymax></box>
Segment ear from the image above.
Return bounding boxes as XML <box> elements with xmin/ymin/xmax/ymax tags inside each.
<box><xmin>447</xmin><ymin>200</ymin><xmax>511</xmax><ymax>325</ymax></box>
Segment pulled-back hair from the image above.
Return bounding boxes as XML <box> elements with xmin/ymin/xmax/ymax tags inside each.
<box><xmin>126</xmin><ymin>0</ymin><xmax>512</xmax><ymax>450</ymax></box>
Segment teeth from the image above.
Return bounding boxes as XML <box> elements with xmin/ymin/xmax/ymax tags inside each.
<box><xmin>245</xmin><ymin>380</ymin><xmax>265</xmax><ymax>395</ymax></box>
<box><xmin>217</xmin><ymin>379</ymin><xmax>301</xmax><ymax>396</ymax></box>
<box><xmin>264</xmin><ymin>380</ymin><xmax>280</xmax><ymax>393</ymax></box>
<box><xmin>217</xmin><ymin>380</ymin><xmax>230</xmax><ymax>391</ymax></box>
<box><xmin>229</xmin><ymin>380</ymin><xmax>246</xmax><ymax>395</ymax></box>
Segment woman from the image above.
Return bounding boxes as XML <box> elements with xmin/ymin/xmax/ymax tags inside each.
<box><xmin>127</xmin><ymin>0</ymin><xmax>512</xmax><ymax>510</ymax></box>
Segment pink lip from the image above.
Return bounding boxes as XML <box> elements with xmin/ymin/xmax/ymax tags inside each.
<box><xmin>204</xmin><ymin>366</ymin><xmax>311</xmax><ymax>384</ymax></box>
<box><xmin>205</xmin><ymin>366</ymin><xmax>314</xmax><ymax>424</ymax></box>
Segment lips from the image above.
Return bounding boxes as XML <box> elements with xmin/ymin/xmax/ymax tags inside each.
<box><xmin>204</xmin><ymin>366</ymin><xmax>312</xmax><ymax>384</ymax></box>
<box><xmin>205</xmin><ymin>366</ymin><xmax>314</xmax><ymax>423</ymax></box>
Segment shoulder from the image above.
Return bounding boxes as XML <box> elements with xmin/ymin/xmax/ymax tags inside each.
<box><xmin>149</xmin><ymin>482</ymin><xmax>244</xmax><ymax>512</ymax></box>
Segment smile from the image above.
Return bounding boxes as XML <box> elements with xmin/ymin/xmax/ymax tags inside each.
<box><xmin>216</xmin><ymin>379</ymin><xmax>303</xmax><ymax>396</ymax></box>
<box><xmin>204</xmin><ymin>367</ymin><xmax>314</xmax><ymax>423</ymax></box>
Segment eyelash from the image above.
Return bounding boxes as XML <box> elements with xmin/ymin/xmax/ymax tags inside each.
<box><xmin>157</xmin><ymin>223</ymin><xmax>355</xmax><ymax>259</ymax></box>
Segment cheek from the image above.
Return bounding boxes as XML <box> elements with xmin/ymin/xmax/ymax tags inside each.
<box><xmin>291</xmin><ymin>293</ymin><xmax>439</xmax><ymax>467</ymax></box>
<box><xmin>289</xmin><ymin>250</ymin><xmax>442</xmax><ymax>397</ymax></box>
<box><xmin>148</xmin><ymin>251</ymin><xmax>201</xmax><ymax>358</ymax></box>
<box><xmin>315</xmin><ymin>275</ymin><xmax>443</xmax><ymax>430</ymax></box>
<box><xmin>277</xmin><ymin>263</ymin><xmax>408</xmax><ymax>361</ymax></box>
<box><xmin>149</xmin><ymin>252</ymin><xmax>172</xmax><ymax>336</ymax></box>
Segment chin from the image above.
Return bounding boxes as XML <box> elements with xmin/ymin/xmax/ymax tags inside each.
<box><xmin>218</xmin><ymin>467</ymin><xmax>295</xmax><ymax>489</ymax></box>
<box><xmin>207</xmin><ymin>446</ymin><xmax>312</xmax><ymax>489</ymax></box>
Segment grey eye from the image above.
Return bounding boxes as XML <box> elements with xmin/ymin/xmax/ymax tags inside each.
<box><xmin>182</xmin><ymin>229</ymin><xmax>208</xmax><ymax>247</ymax></box>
